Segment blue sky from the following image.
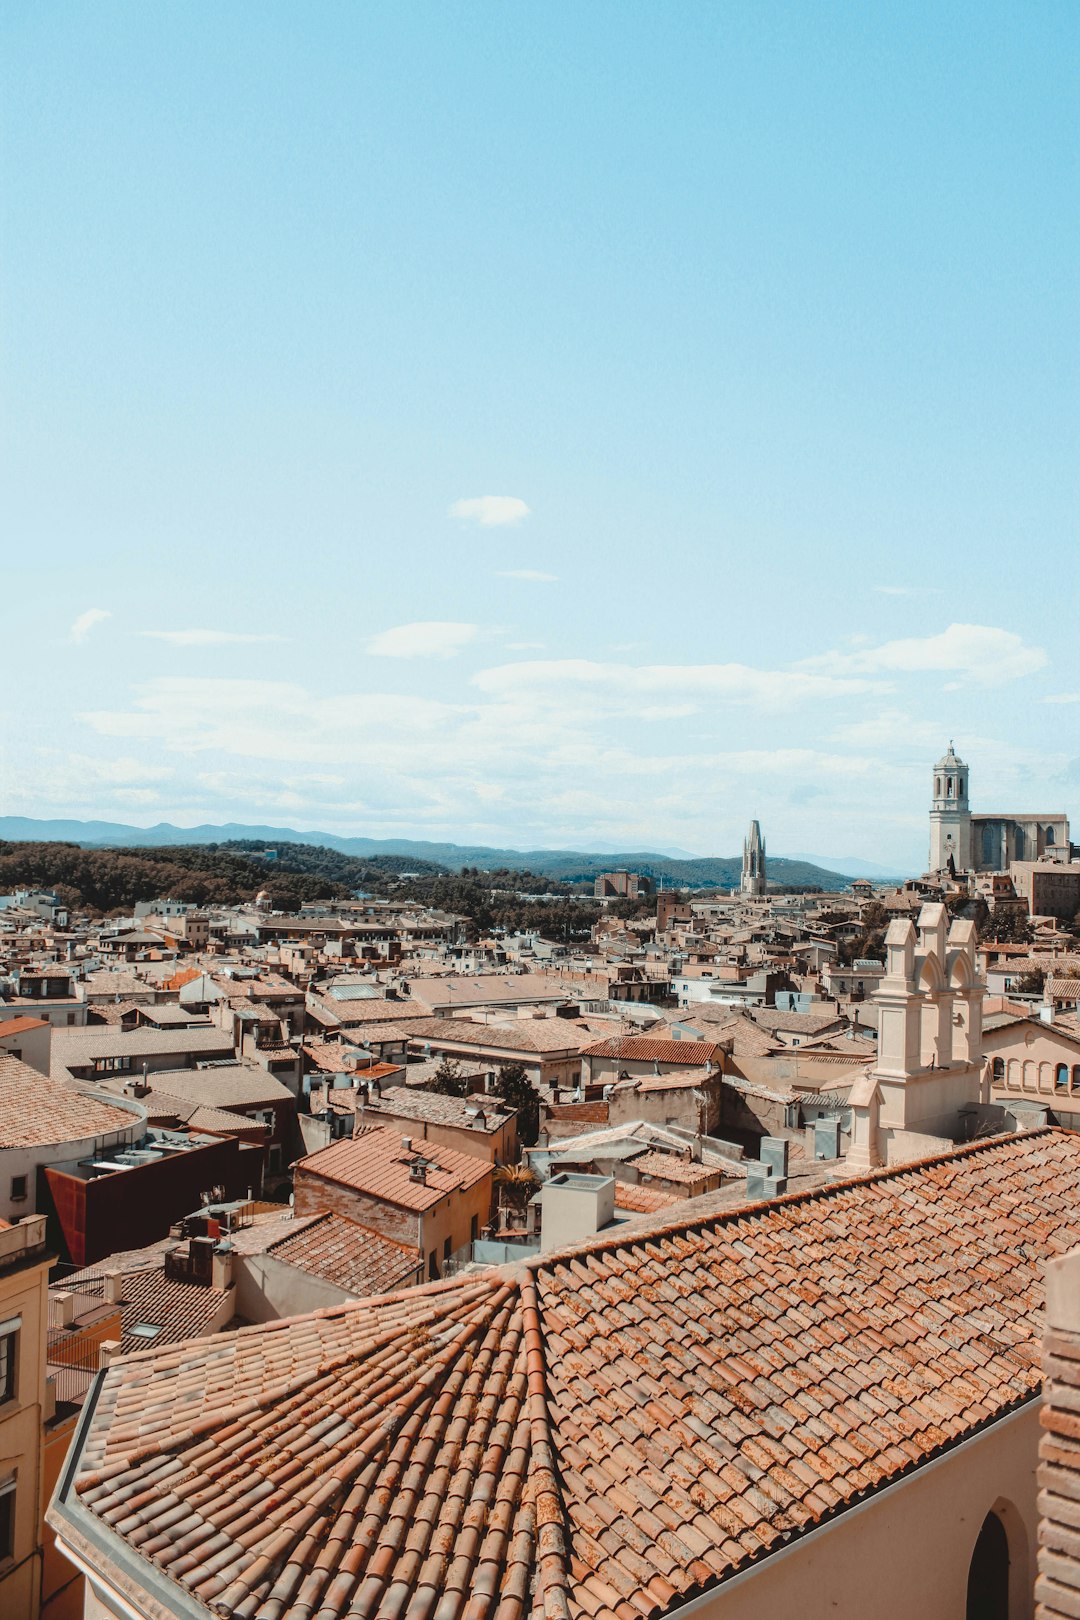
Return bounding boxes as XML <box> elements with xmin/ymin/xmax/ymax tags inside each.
<box><xmin>2</xmin><ymin>2</ymin><xmax>1077</xmax><ymax>869</ymax></box>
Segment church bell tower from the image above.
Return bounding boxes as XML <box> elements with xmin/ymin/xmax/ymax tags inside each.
<box><xmin>741</xmin><ymin>820</ymin><xmax>766</xmax><ymax>896</ymax></box>
<box><xmin>929</xmin><ymin>743</ymin><xmax>972</xmax><ymax>873</ymax></box>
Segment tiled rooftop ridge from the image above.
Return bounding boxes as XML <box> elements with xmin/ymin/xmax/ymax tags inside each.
<box><xmin>54</xmin><ymin>1128</ymin><xmax>1080</xmax><ymax>1620</ymax></box>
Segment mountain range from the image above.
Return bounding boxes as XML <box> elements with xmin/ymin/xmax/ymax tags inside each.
<box><xmin>0</xmin><ymin>817</ymin><xmax>910</xmax><ymax>891</ymax></box>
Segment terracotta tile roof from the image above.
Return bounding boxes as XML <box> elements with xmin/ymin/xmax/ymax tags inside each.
<box><xmin>361</xmin><ymin>1084</ymin><xmax>515</xmax><ymax>1133</ymax></box>
<box><xmin>627</xmin><ymin>1148</ymin><xmax>718</xmax><ymax>1187</ymax></box>
<box><xmin>0</xmin><ymin>1013</ymin><xmax>49</xmax><ymax>1037</ymax></box>
<box><xmin>406</xmin><ymin>1015</ymin><xmax>595</xmax><ymax>1055</ymax></box>
<box><xmin>118</xmin><ymin>1063</ymin><xmax>293</xmax><ymax>1108</ymax></box>
<box><xmin>0</xmin><ymin>1055</ymin><xmax>141</xmax><ymax>1148</ymax></box>
<box><xmin>53</xmin><ymin>1128</ymin><xmax>1080</xmax><ymax>1620</ymax></box>
<box><xmin>582</xmin><ymin>1035</ymin><xmax>723</xmax><ymax>1065</ymax></box>
<box><xmin>131</xmin><ymin>1091</ymin><xmax>268</xmax><ymax>1136</ymax></box>
<box><xmin>634</xmin><ymin>1068</ymin><xmax>718</xmax><ymax>1094</ymax></box>
<box><xmin>749</xmin><ymin>1008</ymin><xmax>847</xmax><ymax>1034</ymax></box>
<box><xmin>264</xmin><ymin>1211</ymin><xmax>422</xmax><ymax>1297</ymax></box>
<box><xmin>62</xmin><ymin>1263</ymin><xmax>231</xmax><ymax>1354</ymax></box>
<box><xmin>611</xmin><ymin>1181</ymin><xmax>684</xmax><ymax>1214</ymax></box>
<box><xmin>295</xmin><ymin>1124</ymin><xmax>492</xmax><ymax>1212</ymax></box>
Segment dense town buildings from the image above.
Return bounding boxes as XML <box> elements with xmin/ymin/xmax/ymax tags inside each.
<box><xmin>0</xmin><ymin>748</ymin><xmax>1075</xmax><ymax>1615</ymax></box>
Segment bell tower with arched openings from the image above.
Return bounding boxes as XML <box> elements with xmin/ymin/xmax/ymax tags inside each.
<box><xmin>929</xmin><ymin>742</ymin><xmax>972</xmax><ymax>872</ymax></box>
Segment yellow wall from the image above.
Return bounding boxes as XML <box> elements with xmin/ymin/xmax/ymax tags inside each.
<box><xmin>0</xmin><ymin>1218</ymin><xmax>51</xmax><ymax>1620</ymax></box>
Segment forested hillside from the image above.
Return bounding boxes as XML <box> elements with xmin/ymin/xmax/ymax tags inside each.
<box><xmin>0</xmin><ymin>841</ymin><xmax>444</xmax><ymax>915</ymax></box>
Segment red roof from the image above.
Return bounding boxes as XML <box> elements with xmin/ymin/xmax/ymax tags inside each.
<box><xmin>294</xmin><ymin>1124</ymin><xmax>492</xmax><ymax>1211</ymax></box>
<box><xmin>0</xmin><ymin>1015</ymin><xmax>49</xmax><ymax>1038</ymax></box>
<box><xmin>55</xmin><ymin>1128</ymin><xmax>1080</xmax><ymax>1620</ymax></box>
<box><xmin>581</xmin><ymin>1034</ymin><xmax>723</xmax><ymax>1065</ymax></box>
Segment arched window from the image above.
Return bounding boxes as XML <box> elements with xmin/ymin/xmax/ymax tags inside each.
<box><xmin>1073</xmin><ymin>1065</ymin><xmax>1080</xmax><ymax>1094</ymax></box>
<box><xmin>983</xmin><ymin>825</ymin><xmax>996</xmax><ymax>866</ymax></box>
<box><xmin>1015</xmin><ymin>827</ymin><xmax>1025</xmax><ymax>860</ymax></box>
<box><xmin>947</xmin><ymin>777</ymin><xmax>954</xmax><ymax>796</ymax></box>
<box><xmin>1057</xmin><ymin>1064</ymin><xmax>1070</xmax><ymax>1091</ymax></box>
<box><xmin>935</xmin><ymin>777</ymin><xmax>941</xmax><ymax>797</ymax></box>
<box><xmin>992</xmin><ymin>1058</ymin><xmax>1004</xmax><ymax>1082</ymax></box>
<box><xmin>966</xmin><ymin>1510</ymin><xmax>1009</xmax><ymax>1620</ymax></box>
<box><xmin>1047</xmin><ymin>826</ymin><xmax>1056</xmax><ymax>847</ymax></box>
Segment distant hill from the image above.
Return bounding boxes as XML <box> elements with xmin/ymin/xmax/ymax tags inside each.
<box><xmin>777</xmin><ymin>852</ymin><xmax>912</xmax><ymax>881</ymax></box>
<box><xmin>0</xmin><ymin>817</ymin><xmax>863</xmax><ymax>892</ymax></box>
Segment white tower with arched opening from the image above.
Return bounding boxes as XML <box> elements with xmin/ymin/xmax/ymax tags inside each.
<box><xmin>929</xmin><ymin>743</ymin><xmax>972</xmax><ymax>873</ymax></box>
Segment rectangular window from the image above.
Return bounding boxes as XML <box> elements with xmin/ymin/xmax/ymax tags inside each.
<box><xmin>0</xmin><ymin>1326</ymin><xmax>18</xmax><ymax>1405</ymax></box>
<box><xmin>0</xmin><ymin>1476</ymin><xmax>14</xmax><ymax>1562</ymax></box>
<box><xmin>9</xmin><ymin>1177</ymin><xmax>26</xmax><ymax>1203</ymax></box>
<box><xmin>470</xmin><ymin>1215</ymin><xmax>479</xmax><ymax>1244</ymax></box>
<box><xmin>443</xmin><ymin>1237</ymin><xmax>452</xmax><ymax>1266</ymax></box>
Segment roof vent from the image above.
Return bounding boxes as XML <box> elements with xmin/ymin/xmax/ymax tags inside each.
<box><xmin>402</xmin><ymin>1135</ymin><xmax>412</xmax><ymax>1153</ymax></box>
<box><xmin>409</xmin><ymin>1160</ymin><xmax>427</xmax><ymax>1183</ymax></box>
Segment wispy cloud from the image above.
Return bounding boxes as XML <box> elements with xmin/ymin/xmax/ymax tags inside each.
<box><xmin>496</xmin><ymin>569</ymin><xmax>557</xmax><ymax>582</ymax></box>
<box><xmin>368</xmin><ymin>621</ymin><xmax>478</xmax><ymax>659</ymax></box>
<box><xmin>1044</xmin><ymin>693</ymin><xmax>1080</xmax><ymax>705</ymax></box>
<box><xmin>449</xmin><ymin>495</ymin><xmax>530</xmax><ymax>527</ymax></box>
<box><xmin>474</xmin><ymin>658</ymin><xmax>884</xmax><ymax>713</ymax></box>
<box><xmin>138</xmin><ymin>629</ymin><xmax>284</xmax><ymax>647</ymax></box>
<box><xmin>800</xmin><ymin>623</ymin><xmax>1045</xmax><ymax>685</ymax></box>
<box><xmin>70</xmin><ymin>608</ymin><xmax>111</xmax><ymax>644</ymax></box>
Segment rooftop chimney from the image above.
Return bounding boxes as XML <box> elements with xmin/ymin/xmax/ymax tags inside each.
<box><xmin>49</xmin><ymin>1290</ymin><xmax>77</xmax><ymax>1328</ymax></box>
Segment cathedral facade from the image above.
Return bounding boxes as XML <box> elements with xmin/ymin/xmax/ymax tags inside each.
<box><xmin>928</xmin><ymin>743</ymin><xmax>1070</xmax><ymax>875</ymax></box>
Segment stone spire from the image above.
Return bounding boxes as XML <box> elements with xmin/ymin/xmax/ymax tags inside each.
<box><xmin>741</xmin><ymin>820</ymin><xmax>766</xmax><ymax>897</ymax></box>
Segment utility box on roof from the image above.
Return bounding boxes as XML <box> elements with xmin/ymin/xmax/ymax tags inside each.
<box><xmin>541</xmin><ymin>1172</ymin><xmax>615</xmax><ymax>1252</ymax></box>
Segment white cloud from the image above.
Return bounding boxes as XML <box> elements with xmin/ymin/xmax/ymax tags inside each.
<box><xmin>70</xmin><ymin>608</ymin><xmax>111</xmax><ymax>644</ymax></box>
<box><xmin>496</xmin><ymin>569</ymin><xmax>557</xmax><ymax>582</ymax></box>
<box><xmin>138</xmin><ymin>629</ymin><xmax>284</xmax><ymax>647</ymax></box>
<box><xmin>473</xmin><ymin>658</ymin><xmax>884</xmax><ymax>713</ymax></box>
<box><xmin>800</xmin><ymin>623</ymin><xmax>1046</xmax><ymax>685</ymax></box>
<box><xmin>368</xmin><ymin>622</ymin><xmax>478</xmax><ymax>660</ymax></box>
<box><xmin>1044</xmin><ymin>693</ymin><xmax>1080</xmax><ymax>705</ymax></box>
<box><xmin>832</xmin><ymin>709</ymin><xmax>950</xmax><ymax>749</ymax></box>
<box><xmin>449</xmin><ymin>496</ymin><xmax>530</xmax><ymax>527</ymax></box>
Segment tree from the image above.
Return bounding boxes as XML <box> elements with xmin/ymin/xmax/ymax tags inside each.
<box><xmin>1016</xmin><ymin>968</ymin><xmax>1046</xmax><ymax>995</ymax></box>
<box><xmin>493</xmin><ymin>1163</ymin><xmax>539</xmax><ymax>1224</ymax></box>
<box><xmin>493</xmin><ymin>1062</ymin><xmax>541</xmax><ymax>1147</ymax></box>
<box><xmin>431</xmin><ymin>1057</ymin><xmax>468</xmax><ymax>1098</ymax></box>
<box><xmin>985</xmin><ymin>904</ymin><xmax>1033</xmax><ymax>945</ymax></box>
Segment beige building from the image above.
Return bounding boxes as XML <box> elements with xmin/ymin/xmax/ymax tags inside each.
<box><xmin>292</xmin><ymin>1126</ymin><xmax>493</xmax><ymax>1280</ymax></box>
<box><xmin>845</xmin><ymin>903</ymin><xmax>987</xmax><ymax>1171</ymax></box>
<box><xmin>984</xmin><ymin>1010</ymin><xmax>1080</xmax><ymax>1121</ymax></box>
<box><xmin>355</xmin><ymin>1085</ymin><xmax>518</xmax><ymax>1165</ymax></box>
<box><xmin>0</xmin><ymin>1213</ymin><xmax>51</xmax><ymax>1620</ymax></box>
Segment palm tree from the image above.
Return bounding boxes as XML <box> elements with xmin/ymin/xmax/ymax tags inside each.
<box><xmin>493</xmin><ymin>1163</ymin><xmax>539</xmax><ymax>1225</ymax></box>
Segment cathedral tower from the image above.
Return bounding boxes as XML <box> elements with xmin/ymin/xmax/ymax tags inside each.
<box><xmin>741</xmin><ymin>820</ymin><xmax>766</xmax><ymax>896</ymax></box>
<box><xmin>929</xmin><ymin>743</ymin><xmax>972</xmax><ymax>873</ymax></box>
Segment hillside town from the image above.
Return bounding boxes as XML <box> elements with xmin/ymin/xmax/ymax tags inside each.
<box><xmin>0</xmin><ymin>748</ymin><xmax>1075</xmax><ymax>1619</ymax></box>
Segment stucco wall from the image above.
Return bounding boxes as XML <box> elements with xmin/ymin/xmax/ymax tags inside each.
<box><xmin>682</xmin><ymin>1404</ymin><xmax>1038</xmax><ymax>1620</ymax></box>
